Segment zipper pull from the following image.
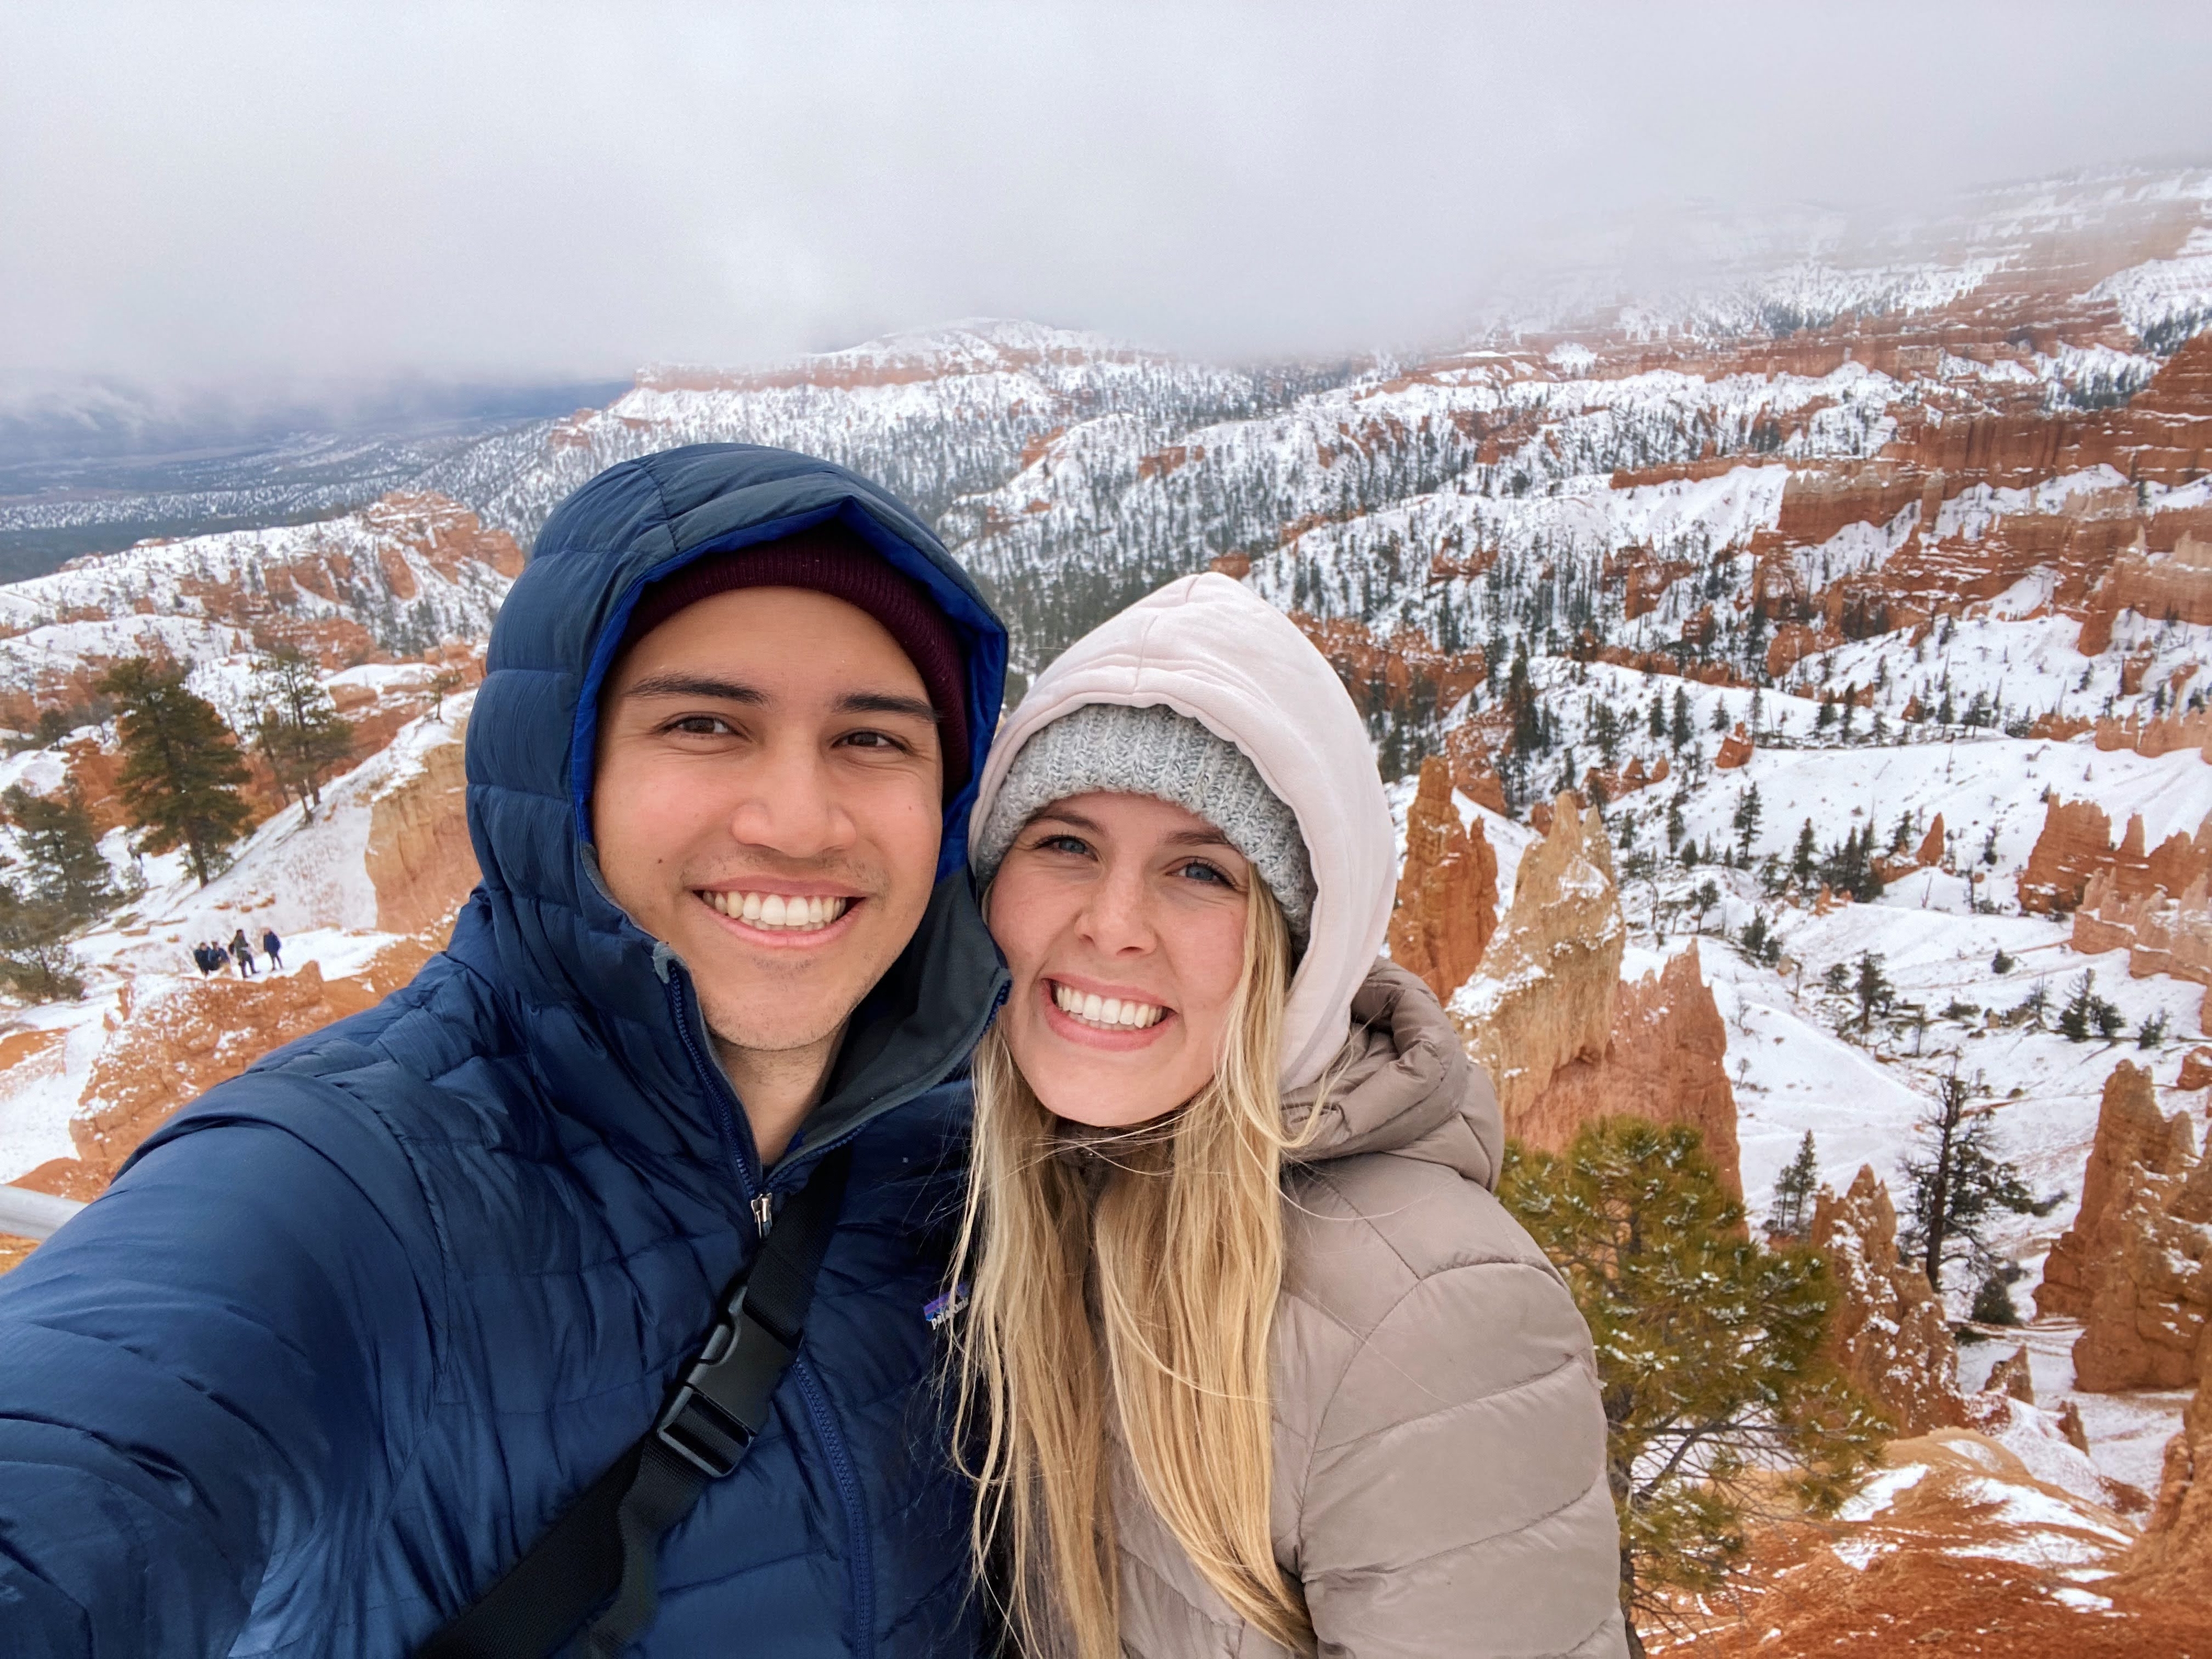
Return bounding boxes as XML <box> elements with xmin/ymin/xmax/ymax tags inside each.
<box><xmin>752</xmin><ymin>1192</ymin><xmax>775</xmax><ymax>1238</ymax></box>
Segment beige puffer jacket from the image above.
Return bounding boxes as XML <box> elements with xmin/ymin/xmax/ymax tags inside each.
<box><xmin>974</xmin><ymin>576</ymin><xmax>1624</xmax><ymax>1656</ymax></box>
<box><xmin>1111</xmin><ymin>960</ymin><xmax>1626</xmax><ymax>1659</ymax></box>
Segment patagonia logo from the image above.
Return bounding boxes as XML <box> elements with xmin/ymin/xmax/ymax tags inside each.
<box><xmin>924</xmin><ymin>1283</ymin><xmax>969</xmax><ymax>1330</ymax></box>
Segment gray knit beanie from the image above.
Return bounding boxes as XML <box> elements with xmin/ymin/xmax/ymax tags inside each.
<box><xmin>971</xmin><ymin>701</ymin><xmax>1317</xmax><ymax>944</ymax></box>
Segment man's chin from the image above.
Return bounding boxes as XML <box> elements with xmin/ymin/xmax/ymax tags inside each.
<box><xmin>690</xmin><ymin>949</ymin><xmax>882</xmax><ymax>1056</ymax></box>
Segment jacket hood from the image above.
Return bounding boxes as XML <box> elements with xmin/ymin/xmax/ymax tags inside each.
<box><xmin>460</xmin><ymin>443</ymin><xmax>1009</xmax><ymax>1175</ymax></box>
<box><xmin>1283</xmin><ymin>960</ymin><xmax>1503</xmax><ymax>1189</ymax></box>
<box><xmin>967</xmin><ymin>573</ymin><xmax>1394</xmax><ymax>1091</ymax></box>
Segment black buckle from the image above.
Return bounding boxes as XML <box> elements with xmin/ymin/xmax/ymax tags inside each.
<box><xmin>653</xmin><ymin>1292</ymin><xmax>794</xmax><ymax>1478</ymax></box>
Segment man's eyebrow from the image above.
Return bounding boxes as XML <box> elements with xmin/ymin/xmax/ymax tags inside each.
<box><xmin>838</xmin><ymin>691</ymin><xmax>938</xmax><ymax>724</ymax></box>
<box><xmin>621</xmin><ymin>673</ymin><xmax>767</xmax><ymax>704</ymax></box>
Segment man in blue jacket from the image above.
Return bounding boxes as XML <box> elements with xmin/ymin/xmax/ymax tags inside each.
<box><xmin>0</xmin><ymin>445</ymin><xmax>1012</xmax><ymax>1657</ymax></box>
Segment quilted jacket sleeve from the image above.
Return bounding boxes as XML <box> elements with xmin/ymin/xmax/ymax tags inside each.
<box><xmin>1296</xmin><ymin>1255</ymin><xmax>1627</xmax><ymax>1659</ymax></box>
<box><xmin>0</xmin><ymin>1078</ymin><xmax>444</xmax><ymax>1658</ymax></box>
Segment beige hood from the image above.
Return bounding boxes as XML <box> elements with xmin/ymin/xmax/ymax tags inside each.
<box><xmin>970</xmin><ymin>574</ymin><xmax>1395</xmax><ymax>1090</ymax></box>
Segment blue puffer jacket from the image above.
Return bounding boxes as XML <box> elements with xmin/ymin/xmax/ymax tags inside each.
<box><xmin>0</xmin><ymin>446</ymin><xmax>1012</xmax><ymax>1658</ymax></box>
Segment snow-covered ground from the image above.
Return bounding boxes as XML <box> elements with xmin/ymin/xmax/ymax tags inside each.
<box><xmin>0</xmin><ymin>698</ymin><xmax>469</xmax><ymax>1187</ymax></box>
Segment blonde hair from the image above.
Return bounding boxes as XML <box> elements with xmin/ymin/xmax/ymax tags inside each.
<box><xmin>949</xmin><ymin>878</ymin><xmax>1312</xmax><ymax>1658</ymax></box>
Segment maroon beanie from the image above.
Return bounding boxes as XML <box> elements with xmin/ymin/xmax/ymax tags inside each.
<box><xmin>619</xmin><ymin>524</ymin><xmax>971</xmax><ymax>793</ymax></box>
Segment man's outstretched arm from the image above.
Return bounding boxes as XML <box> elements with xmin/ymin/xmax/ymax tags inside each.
<box><xmin>0</xmin><ymin>1081</ymin><xmax>442</xmax><ymax>1657</ymax></box>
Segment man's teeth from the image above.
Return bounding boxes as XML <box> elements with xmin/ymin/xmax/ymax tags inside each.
<box><xmin>1052</xmin><ymin>982</ymin><xmax>1165</xmax><ymax>1029</ymax></box>
<box><xmin>702</xmin><ymin>891</ymin><xmax>852</xmax><ymax>931</ymax></box>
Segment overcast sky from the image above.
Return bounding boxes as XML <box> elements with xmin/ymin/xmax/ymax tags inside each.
<box><xmin>4</xmin><ymin>2</ymin><xmax>2210</xmax><ymax>399</ymax></box>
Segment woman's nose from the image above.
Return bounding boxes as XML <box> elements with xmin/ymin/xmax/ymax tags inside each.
<box><xmin>1077</xmin><ymin>864</ymin><xmax>1156</xmax><ymax>954</ymax></box>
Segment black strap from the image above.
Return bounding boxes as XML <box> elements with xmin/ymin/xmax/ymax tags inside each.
<box><xmin>419</xmin><ymin>1147</ymin><xmax>854</xmax><ymax>1659</ymax></box>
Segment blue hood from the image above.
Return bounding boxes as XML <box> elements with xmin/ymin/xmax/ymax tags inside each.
<box><xmin>460</xmin><ymin>442</ymin><xmax>1010</xmax><ymax>1175</ymax></box>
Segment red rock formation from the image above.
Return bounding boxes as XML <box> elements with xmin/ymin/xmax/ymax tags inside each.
<box><xmin>1387</xmin><ymin>756</ymin><xmax>1497</xmax><ymax>1003</ymax></box>
<box><xmin>2183</xmin><ymin>1048</ymin><xmax>2212</xmax><ymax>1093</ymax></box>
<box><xmin>1583</xmin><ymin>753</ymin><xmax>1668</xmax><ymax>805</ymax></box>
<box><xmin>2073</xmin><ymin>870</ymin><xmax>2212</xmax><ymax>993</ymax></box>
<box><xmin>2020</xmin><ymin>796</ymin><xmax>2212</xmax><ymax>916</ymax></box>
<box><xmin>1916</xmin><ymin>813</ymin><xmax>1947</xmax><ymax>868</ymax></box>
<box><xmin>1518</xmin><ymin>942</ymin><xmax>1743</xmax><ymax>1195</ymax></box>
<box><xmin>1288</xmin><ymin>613</ymin><xmax>1484</xmax><ymax>726</ymax></box>
<box><xmin>363</xmin><ymin>721</ymin><xmax>479</xmax><ymax>936</ymax></box>
<box><xmin>2095</xmin><ymin>704</ymin><xmax>2212</xmax><ymax>762</ymax></box>
<box><xmin>2121</xmin><ymin>1251</ymin><xmax>2212</xmax><ymax>1604</ymax></box>
<box><xmin>1809</xmin><ymin>1166</ymin><xmax>1966</xmax><ymax>1435</ymax></box>
<box><xmin>1442</xmin><ymin>723</ymin><xmax>1509</xmax><ymax>813</ymax></box>
<box><xmin>1714</xmin><ymin>724</ymin><xmax>1754</xmax><ymax>769</ymax></box>
<box><xmin>2080</xmin><ymin>531</ymin><xmax>2212</xmax><ymax>656</ymax></box>
<box><xmin>1985</xmin><ymin>1346</ymin><xmax>2036</xmax><ymax>1405</ymax></box>
<box><xmin>2040</xmin><ymin>1061</ymin><xmax>2190</xmax><ymax>1319</ymax></box>
<box><xmin>2018</xmin><ymin>796</ymin><xmax>2120</xmax><ymax>914</ymax></box>
<box><xmin>1455</xmin><ymin>793</ymin><xmax>1624</xmax><ymax>1134</ymax></box>
<box><xmin>2038</xmin><ymin>1062</ymin><xmax>2212</xmax><ymax>1391</ymax></box>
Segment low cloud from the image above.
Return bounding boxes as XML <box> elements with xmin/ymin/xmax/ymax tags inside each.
<box><xmin>4</xmin><ymin>1</ymin><xmax>2210</xmax><ymax>396</ymax></box>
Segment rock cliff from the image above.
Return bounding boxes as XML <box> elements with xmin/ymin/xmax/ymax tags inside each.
<box><xmin>2020</xmin><ymin>796</ymin><xmax>2212</xmax><ymax>916</ymax></box>
<box><xmin>1515</xmin><ymin>941</ymin><xmax>1744</xmax><ymax>1195</ymax></box>
<box><xmin>363</xmin><ymin>718</ymin><xmax>480</xmax><ymax>935</ymax></box>
<box><xmin>1451</xmin><ymin>792</ymin><xmax>1624</xmax><ymax>1135</ymax></box>
<box><xmin>1809</xmin><ymin>1166</ymin><xmax>1966</xmax><ymax>1436</ymax></box>
<box><xmin>2122</xmin><ymin>1334</ymin><xmax>2212</xmax><ymax>1601</ymax></box>
<box><xmin>2037</xmin><ymin>1062</ymin><xmax>2212</xmax><ymax>1392</ymax></box>
<box><xmin>1387</xmin><ymin>755</ymin><xmax>1497</xmax><ymax>1003</ymax></box>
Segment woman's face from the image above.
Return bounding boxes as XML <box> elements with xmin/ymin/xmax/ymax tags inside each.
<box><xmin>986</xmin><ymin>791</ymin><xmax>1252</xmax><ymax>1128</ymax></box>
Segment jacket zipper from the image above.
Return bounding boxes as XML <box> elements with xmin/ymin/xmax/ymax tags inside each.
<box><xmin>661</xmin><ymin>955</ymin><xmax>1006</xmax><ymax>1659</ymax></box>
<box><xmin>796</xmin><ymin>1357</ymin><xmax>876</xmax><ymax>1659</ymax></box>
<box><xmin>662</xmin><ymin>969</ymin><xmax>765</xmax><ymax>1214</ymax></box>
<box><xmin>664</xmin><ymin>967</ymin><xmax>877</xmax><ymax>1654</ymax></box>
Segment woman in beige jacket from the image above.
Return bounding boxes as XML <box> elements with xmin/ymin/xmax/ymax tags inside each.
<box><xmin>954</xmin><ymin>574</ymin><xmax>1626</xmax><ymax>1658</ymax></box>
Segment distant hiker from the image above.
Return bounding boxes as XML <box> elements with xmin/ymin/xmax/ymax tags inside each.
<box><xmin>190</xmin><ymin>942</ymin><xmax>217</xmax><ymax>978</ymax></box>
<box><xmin>0</xmin><ymin>446</ymin><xmax>1006</xmax><ymax>1657</ymax></box>
<box><xmin>261</xmin><ymin>927</ymin><xmax>283</xmax><ymax>971</ymax></box>
<box><xmin>229</xmin><ymin>927</ymin><xmax>256</xmax><ymax>977</ymax></box>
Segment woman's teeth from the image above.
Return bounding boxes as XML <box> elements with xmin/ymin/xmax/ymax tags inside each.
<box><xmin>1052</xmin><ymin>983</ymin><xmax>1165</xmax><ymax>1029</ymax></box>
<box><xmin>702</xmin><ymin>891</ymin><xmax>851</xmax><ymax>931</ymax></box>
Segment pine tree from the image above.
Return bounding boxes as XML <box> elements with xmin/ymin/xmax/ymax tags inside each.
<box><xmin>1500</xmin><ymin>1120</ymin><xmax>1884</xmax><ymax>1656</ymax></box>
<box><xmin>1647</xmin><ymin>692</ymin><xmax>1665</xmax><ymax>739</ymax></box>
<box><xmin>1852</xmin><ymin>950</ymin><xmax>1892</xmax><ymax>1032</ymax></box>
<box><xmin>1733</xmin><ymin>783</ymin><xmax>1763</xmax><ymax>859</ymax></box>
<box><xmin>1669</xmin><ymin>686</ymin><xmax>1692</xmax><ymax>750</ymax></box>
<box><xmin>98</xmin><ymin>657</ymin><xmax>255</xmax><ymax>887</ymax></box>
<box><xmin>1791</xmin><ymin>817</ymin><xmax>1817</xmax><ymax>885</ymax></box>
<box><xmin>2056</xmin><ymin>969</ymin><xmax>2126</xmax><ymax>1044</ymax></box>
<box><xmin>1766</xmin><ymin>1131</ymin><xmax>1819</xmax><ymax>1239</ymax></box>
<box><xmin>2</xmin><ymin>784</ymin><xmax>116</xmax><ymax>922</ymax></box>
<box><xmin>1900</xmin><ymin>1069</ymin><xmax>2058</xmax><ymax>1291</ymax></box>
<box><xmin>252</xmin><ymin>645</ymin><xmax>355</xmax><ymax>817</ymax></box>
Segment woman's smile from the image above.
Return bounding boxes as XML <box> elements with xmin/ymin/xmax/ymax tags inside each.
<box><xmin>1040</xmin><ymin>975</ymin><xmax>1175</xmax><ymax>1044</ymax></box>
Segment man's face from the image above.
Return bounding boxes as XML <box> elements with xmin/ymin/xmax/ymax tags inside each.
<box><xmin>592</xmin><ymin>585</ymin><xmax>946</xmax><ymax>1061</ymax></box>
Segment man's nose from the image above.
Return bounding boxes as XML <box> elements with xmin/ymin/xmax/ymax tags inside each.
<box><xmin>725</xmin><ymin>740</ymin><xmax>854</xmax><ymax>858</ymax></box>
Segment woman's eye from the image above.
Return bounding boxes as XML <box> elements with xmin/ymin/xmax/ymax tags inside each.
<box><xmin>1031</xmin><ymin>833</ymin><xmax>1092</xmax><ymax>857</ymax></box>
<box><xmin>667</xmin><ymin>714</ymin><xmax>734</xmax><ymax>736</ymax></box>
<box><xmin>1175</xmin><ymin>859</ymin><xmax>1233</xmax><ymax>886</ymax></box>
